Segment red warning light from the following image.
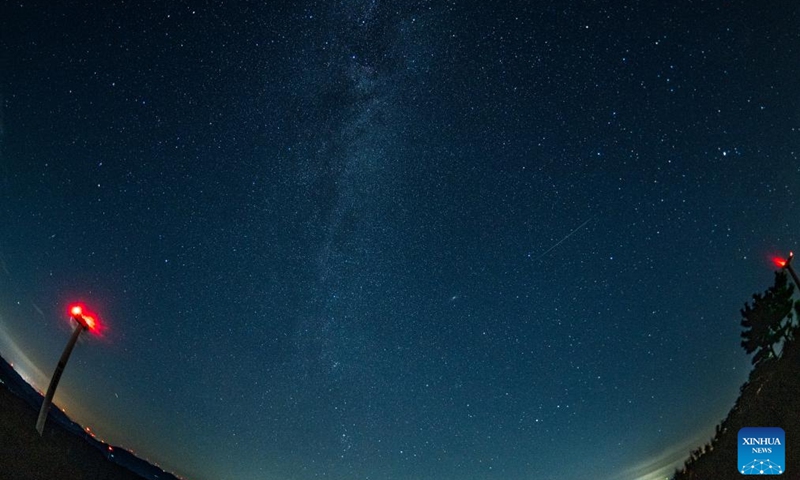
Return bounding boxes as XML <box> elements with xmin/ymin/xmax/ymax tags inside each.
<box><xmin>68</xmin><ymin>304</ymin><xmax>102</xmax><ymax>334</ymax></box>
<box><xmin>82</xmin><ymin>315</ymin><xmax>98</xmax><ymax>331</ymax></box>
<box><xmin>774</xmin><ymin>257</ymin><xmax>787</xmax><ymax>268</ymax></box>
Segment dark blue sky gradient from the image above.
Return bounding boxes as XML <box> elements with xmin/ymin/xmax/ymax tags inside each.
<box><xmin>1</xmin><ymin>1</ymin><xmax>799</xmax><ymax>479</ymax></box>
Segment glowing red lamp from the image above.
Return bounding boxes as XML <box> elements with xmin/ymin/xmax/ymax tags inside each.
<box><xmin>774</xmin><ymin>251</ymin><xmax>800</xmax><ymax>292</ymax></box>
<box><xmin>68</xmin><ymin>304</ymin><xmax>100</xmax><ymax>334</ymax></box>
<box><xmin>83</xmin><ymin>315</ymin><xmax>97</xmax><ymax>331</ymax></box>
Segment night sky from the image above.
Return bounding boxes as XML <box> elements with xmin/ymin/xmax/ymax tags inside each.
<box><xmin>2</xmin><ymin>1</ymin><xmax>799</xmax><ymax>479</ymax></box>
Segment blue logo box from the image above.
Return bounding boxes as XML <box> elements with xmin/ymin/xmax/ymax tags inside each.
<box><xmin>738</xmin><ymin>427</ymin><xmax>785</xmax><ymax>475</ymax></box>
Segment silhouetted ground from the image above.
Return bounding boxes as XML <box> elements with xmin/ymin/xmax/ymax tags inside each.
<box><xmin>0</xmin><ymin>354</ymin><xmax>181</xmax><ymax>480</ymax></box>
<box><xmin>673</xmin><ymin>337</ymin><xmax>800</xmax><ymax>479</ymax></box>
<box><xmin>0</xmin><ymin>383</ymin><xmax>146</xmax><ymax>480</ymax></box>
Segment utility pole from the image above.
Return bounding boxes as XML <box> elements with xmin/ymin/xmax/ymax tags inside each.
<box><xmin>36</xmin><ymin>305</ymin><xmax>98</xmax><ymax>435</ymax></box>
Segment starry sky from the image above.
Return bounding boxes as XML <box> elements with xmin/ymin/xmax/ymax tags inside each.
<box><xmin>1</xmin><ymin>1</ymin><xmax>799</xmax><ymax>479</ymax></box>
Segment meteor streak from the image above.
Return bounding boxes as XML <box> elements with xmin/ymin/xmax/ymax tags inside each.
<box><xmin>534</xmin><ymin>217</ymin><xmax>592</xmax><ymax>260</ymax></box>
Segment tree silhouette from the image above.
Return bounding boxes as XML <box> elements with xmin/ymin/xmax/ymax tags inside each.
<box><xmin>674</xmin><ymin>269</ymin><xmax>800</xmax><ymax>480</ymax></box>
<box><xmin>740</xmin><ymin>270</ymin><xmax>795</xmax><ymax>365</ymax></box>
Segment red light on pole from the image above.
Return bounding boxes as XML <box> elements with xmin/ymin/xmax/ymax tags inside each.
<box><xmin>68</xmin><ymin>304</ymin><xmax>101</xmax><ymax>335</ymax></box>
<box><xmin>35</xmin><ymin>303</ymin><xmax>103</xmax><ymax>435</ymax></box>
<box><xmin>82</xmin><ymin>315</ymin><xmax>97</xmax><ymax>331</ymax></box>
<box><xmin>775</xmin><ymin>251</ymin><xmax>800</xmax><ymax>292</ymax></box>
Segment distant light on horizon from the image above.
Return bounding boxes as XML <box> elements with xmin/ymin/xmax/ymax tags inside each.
<box><xmin>0</xmin><ymin>321</ymin><xmax>49</xmax><ymax>391</ymax></box>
